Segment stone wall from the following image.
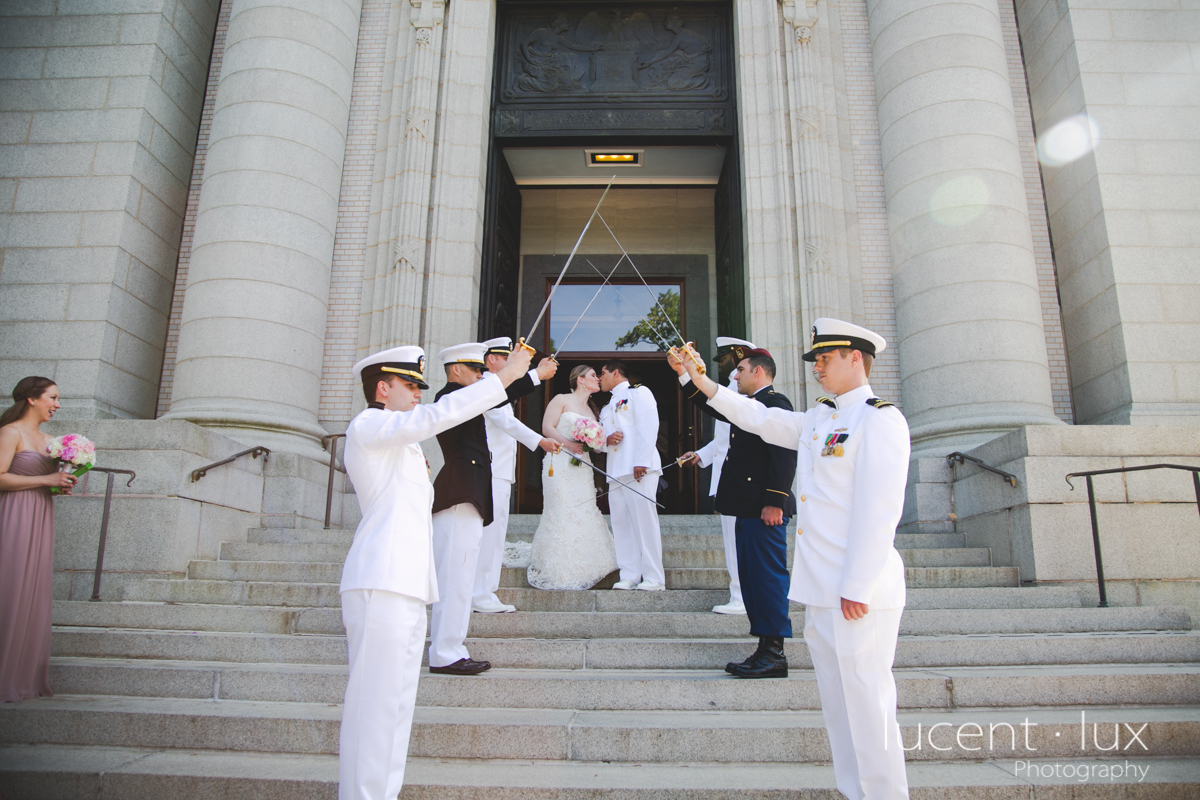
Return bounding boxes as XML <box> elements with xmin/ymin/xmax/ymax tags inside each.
<box><xmin>1016</xmin><ymin>0</ymin><xmax>1200</xmax><ymax>426</ymax></box>
<box><xmin>953</xmin><ymin>425</ymin><xmax>1200</xmax><ymax>613</ymax></box>
<box><xmin>46</xmin><ymin>418</ymin><xmax>354</xmax><ymax>601</ymax></box>
<box><xmin>0</xmin><ymin>0</ymin><xmax>220</xmax><ymax>420</ymax></box>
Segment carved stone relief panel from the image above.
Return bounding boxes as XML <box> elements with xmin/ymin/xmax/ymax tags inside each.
<box><xmin>494</xmin><ymin>4</ymin><xmax>733</xmax><ymax>137</ymax></box>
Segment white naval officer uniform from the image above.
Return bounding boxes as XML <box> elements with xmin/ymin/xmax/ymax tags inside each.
<box><xmin>709</xmin><ymin>380</ymin><xmax>910</xmax><ymax>800</ymax></box>
<box><xmin>599</xmin><ymin>379</ymin><xmax>664</xmax><ymax>587</ymax></box>
<box><xmin>339</xmin><ymin>350</ymin><xmax>508</xmax><ymax>800</ymax></box>
<box><xmin>474</xmin><ymin>383</ymin><xmax>544</xmax><ymax>611</ymax></box>
<box><xmin>688</xmin><ymin>371</ymin><xmax>742</xmax><ymax>609</ymax></box>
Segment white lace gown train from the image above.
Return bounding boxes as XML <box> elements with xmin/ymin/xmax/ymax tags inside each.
<box><xmin>527</xmin><ymin>412</ymin><xmax>619</xmax><ymax>590</ymax></box>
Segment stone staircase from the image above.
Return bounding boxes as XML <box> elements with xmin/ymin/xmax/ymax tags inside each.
<box><xmin>2</xmin><ymin>514</ymin><xmax>1199</xmax><ymax>797</ymax></box>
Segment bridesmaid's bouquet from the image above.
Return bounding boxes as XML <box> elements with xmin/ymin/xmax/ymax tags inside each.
<box><xmin>569</xmin><ymin>417</ymin><xmax>604</xmax><ymax>466</ymax></box>
<box><xmin>46</xmin><ymin>434</ymin><xmax>96</xmax><ymax>494</ymax></box>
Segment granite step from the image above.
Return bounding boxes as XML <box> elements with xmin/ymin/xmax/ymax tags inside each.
<box><xmin>45</xmin><ymin>658</ymin><xmax>1200</xmax><ymax>710</ymax></box>
<box><xmin>503</xmin><ymin>527</ymin><xmax>968</xmax><ymax>551</ymax></box>
<box><xmin>189</xmin><ymin>558</ymin><xmax>1024</xmax><ymax>593</ymax></box>
<box><xmin>53</xmin><ymin>602</ymin><xmax>1190</xmax><ymax>638</ymax></box>
<box><xmin>498</xmin><ymin>585</ymin><xmax>1084</xmax><ymax>611</ymax></box>
<box><xmin>4</xmin><ymin>744</ymin><xmax>1196</xmax><ymax>799</ymax></box>
<box><xmin>50</xmin><ymin>627</ymin><xmax>1200</xmax><ymax>669</ymax></box>
<box><xmin>1</xmin><ymin>696</ymin><xmax>1195</xmax><ymax>762</ymax></box>
<box><xmin>499</xmin><ymin>565</ymin><xmax>1019</xmax><ymax>590</ymax></box>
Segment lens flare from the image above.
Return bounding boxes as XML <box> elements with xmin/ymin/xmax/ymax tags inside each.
<box><xmin>1036</xmin><ymin>114</ymin><xmax>1101</xmax><ymax>167</ymax></box>
<box><xmin>929</xmin><ymin>175</ymin><xmax>990</xmax><ymax>227</ymax></box>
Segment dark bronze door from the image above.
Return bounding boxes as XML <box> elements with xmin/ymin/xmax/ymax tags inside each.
<box><xmin>714</xmin><ymin>148</ymin><xmax>746</xmax><ymax>340</ymax></box>
<box><xmin>478</xmin><ymin>148</ymin><xmax>522</xmax><ymax>341</ymax></box>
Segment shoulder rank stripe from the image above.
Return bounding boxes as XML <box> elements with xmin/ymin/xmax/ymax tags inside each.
<box><xmin>867</xmin><ymin>397</ymin><xmax>894</xmax><ymax>408</ymax></box>
<box><xmin>817</xmin><ymin>396</ymin><xmax>836</xmax><ymax>408</ymax></box>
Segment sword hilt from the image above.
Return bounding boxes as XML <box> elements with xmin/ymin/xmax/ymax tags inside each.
<box><xmin>683</xmin><ymin>342</ymin><xmax>706</xmax><ymax>375</ymax></box>
<box><xmin>516</xmin><ymin>338</ymin><xmax>537</xmax><ymax>356</ymax></box>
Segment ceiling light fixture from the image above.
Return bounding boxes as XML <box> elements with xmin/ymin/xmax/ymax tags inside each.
<box><xmin>586</xmin><ymin>150</ymin><xmax>643</xmax><ymax>167</ymax></box>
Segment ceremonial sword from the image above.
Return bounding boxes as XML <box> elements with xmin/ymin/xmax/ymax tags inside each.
<box><xmin>574</xmin><ymin>455</ymin><xmax>690</xmax><ymax>510</ymax></box>
<box><xmin>558</xmin><ymin>451</ymin><xmax>664</xmax><ymax>508</ymax></box>
<box><xmin>516</xmin><ymin>176</ymin><xmax>617</xmax><ymax>358</ymax></box>
<box><xmin>595</xmin><ymin>213</ymin><xmax>706</xmax><ymax>375</ymax></box>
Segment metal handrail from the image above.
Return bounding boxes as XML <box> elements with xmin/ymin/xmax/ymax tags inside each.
<box><xmin>190</xmin><ymin>446</ymin><xmax>270</xmax><ymax>482</ymax></box>
<box><xmin>83</xmin><ymin>467</ymin><xmax>136</xmax><ymax>601</ymax></box>
<box><xmin>946</xmin><ymin>452</ymin><xmax>1018</xmax><ymax>487</ymax></box>
<box><xmin>322</xmin><ymin>433</ymin><xmax>346</xmax><ymax>529</ymax></box>
<box><xmin>1065</xmin><ymin>464</ymin><xmax>1200</xmax><ymax>608</ymax></box>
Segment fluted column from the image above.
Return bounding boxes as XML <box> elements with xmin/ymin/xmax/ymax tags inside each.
<box><xmin>163</xmin><ymin>0</ymin><xmax>363</xmax><ymax>453</ymax></box>
<box><xmin>865</xmin><ymin>0</ymin><xmax>1061</xmax><ymax>452</ymax></box>
<box><xmin>779</xmin><ymin>0</ymin><xmax>864</xmax><ymax>401</ymax></box>
<box><xmin>363</xmin><ymin>0</ymin><xmax>446</xmax><ymax>351</ymax></box>
<box><xmin>734</xmin><ymin>0</ymin><xmax>805</xmax><ymax>403</ymax></box>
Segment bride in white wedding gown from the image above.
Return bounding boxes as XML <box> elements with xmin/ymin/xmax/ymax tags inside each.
<box><xmin>527</xmin><ymin>365</ymin><xmax>619</xmax><ymax>590</ymax></box>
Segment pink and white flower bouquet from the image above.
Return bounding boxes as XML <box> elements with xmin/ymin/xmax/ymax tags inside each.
<box><xmin>46</xmin><ymin>433</ymin><xmax>96</xmax><ymax>493</ymax></box>
<box><xmin>569</xmin><ymin>417</ymin><xmax>604</xmax><ymax>466</ymax></box>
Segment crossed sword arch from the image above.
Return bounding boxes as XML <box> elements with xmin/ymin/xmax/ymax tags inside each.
<box><xmin>515</xmin><ymin>176</ymin><xmax>703</xmax><ymax>509</ymax></box>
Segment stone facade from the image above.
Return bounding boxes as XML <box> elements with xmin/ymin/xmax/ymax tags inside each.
<box><xmin>0</xmin><ymin>0</ymin><xmax>221</xmax><ymax>420</ymax></box>
<box><xmin>2</xmin><ymin>1</ymin><xmax>1199</xmax><ymax>591</ymax></box>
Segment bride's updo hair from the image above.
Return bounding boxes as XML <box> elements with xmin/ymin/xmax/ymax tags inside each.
<box><xmin>568</xmin><ymin>365</ymin><xmax>594</xmax><ymax>391</ymax></box>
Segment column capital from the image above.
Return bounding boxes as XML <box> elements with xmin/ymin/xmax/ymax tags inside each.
<box><xmin>779</xmin><ymin>0</ymin><xmax>818</xmax><ymax>43</ymax></box>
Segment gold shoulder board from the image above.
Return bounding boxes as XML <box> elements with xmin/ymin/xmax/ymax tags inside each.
<box><xmin>817</xmin><ymin>396</ymin><xmax>836</xmax><ymax>408</ymax></box>
<box><xmin>867</xmin><ymin>398</ymin><xmax>894</xmax><ymax>408</ymax></box>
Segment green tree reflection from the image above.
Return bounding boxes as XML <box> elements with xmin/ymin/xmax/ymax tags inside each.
<box><xmin>614</xmin><ymin>290</ymin><xmax>680</xmax><ymax>351</ymax></box>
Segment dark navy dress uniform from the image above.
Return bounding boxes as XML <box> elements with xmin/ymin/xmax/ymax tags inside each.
<box><xmin>431</xmin><ymin>372</ymin><xmax>536</xmax><ymax>526</ymax></box>
<box><xmin>684</xmin><ymin>379</ymin><xmax>797</xmax><ymax>638</ymax></box>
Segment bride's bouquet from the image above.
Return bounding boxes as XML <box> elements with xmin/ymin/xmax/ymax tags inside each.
<box><xmin>46</xmin><ymin>433</ymin><xmax>96</xmax><ymax>494</ymax></box>
<box><xmin>569</xmin><ymin>417</ymin><xmax>604</xmax><ymax>466</ymax></box>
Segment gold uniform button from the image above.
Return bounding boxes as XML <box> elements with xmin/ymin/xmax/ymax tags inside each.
<box><xmin>470</xmin><ymin>460</ymin><xmax>476</xmax><ymax>465</ymax></box>
<box><xmin>797</xmin><ymin>528</ymin><xmax>803</xmax><ymax>535</ymax></box>
<box><xmin>832</xmin><ymin>413</ymin><xmax>838</xmax><ymax>419</ymax></box>
<box><xmin>800</xmin><ymin>495</ymin><xmax>806</xmax><ymax>502</ymax></box>
<box><xmin>747</xmin><ymin>477</ymin><xmax>752</xmax><ymax>481</ymax></box>
<box><xmin>812</xmin><ymin>435</ymin><xmax>818</xmax><ymax>441</ymax></box>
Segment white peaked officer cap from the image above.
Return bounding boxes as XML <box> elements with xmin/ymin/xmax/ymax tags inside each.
<box><xmin>803</xmin><ymin>318</ymin><xmax>887</xmax><ymax>363</ymax></box>
<box><xmin>714</xmin><ymin>336</ymin><xmax>756</xmax><ymax>363</ymax></box>
<box><xmin>439</xmin><ymin>342</ymin><xmax>487</xmax><ymax>368</ymax></box>
<box><xmin>481</xmin><ymin>337</ymin><xmax>513</xmax><ymax>357</ymax></box>
<box><xmin>353</xmin><ymin>345</ymin><xmax>429</xmax><ymax>392</ymax></box>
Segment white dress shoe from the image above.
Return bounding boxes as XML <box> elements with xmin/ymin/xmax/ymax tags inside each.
<box><xmin>712</xmin><ymin>599</ymin><xmax>746</xmax><ymax>615</ymax></box>
<box><xmin>472</xmin><ymin>600</ymin><xmax>516</xmax><ymax>613</ymax></box>
<box><xmin>635</xmin><ymin>581</ymin><xmax>666</xmax><ymax>592</ymax></box>
<box><xmin>612</xmin><ymin>579</ymin><xmax>640</xmax><ymax>590</ymax></box>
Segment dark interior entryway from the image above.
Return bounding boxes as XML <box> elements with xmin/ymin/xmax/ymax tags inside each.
<box><xmin>478</xmin><ymin>2</ymin><xmax>742</xmax><ymax>515</ymax></box>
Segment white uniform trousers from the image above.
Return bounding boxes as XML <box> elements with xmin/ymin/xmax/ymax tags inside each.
<box><xmin>608</xmin><ymin>474</ymin><xmax>664</xmax><ymax>585</ymax></box>
<box><xmin>719</xmin><ymin>514</ymin><xmax>742</xmax><ymax>603</ymax></box>
<box><xmin>804</xmin><ymin>605</ymin><xmax>908</xmax><ymax>800</ymax></box>
<box><xmin>429</xmin><ymin>503</ymin><xmax>484</xmax><ymax>667</ymax></box>
<box><xmin>472</xmin><ymin>478</ymin><xmax>512</xmax><ymax>608</ymax></box>
<box><xmin>339</xmin><ymin>589</ymin><xmax>426</xmax><ymax>800</ymax></box>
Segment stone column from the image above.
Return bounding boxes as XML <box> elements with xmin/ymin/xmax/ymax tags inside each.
<box><xmin>733</xmin><ymin>0</ymin><xmax>805</xmax><ymax>403</ymax></box>
<box><xmin>865</xmin><ymin>0</ymin><xmax>1061</xmax><ymax>452</ymax></box>
<box><xmin>362</xmin><ymin>0</ymin><xmax>446</xmax><ymax>353</ymax></box>
<box><xmin>162</xmin><ymin>0</ymin><xmax>363</xmax><ymax>453</ymax></box>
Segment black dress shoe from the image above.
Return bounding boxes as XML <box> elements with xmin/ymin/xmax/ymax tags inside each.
<box><xmin>726</xmin><ymin>637</ymin><xmax>765</xmax><ymax>675</ymax></box>
<box><xmin>729</xmin><ymin>636</ymin><xmax>787</xmax><ymax>679</ymax></box>
<box><xmin>429</xmin><ymin>658</ymin><xmax>492</xmax><ymax>675</ymax></box>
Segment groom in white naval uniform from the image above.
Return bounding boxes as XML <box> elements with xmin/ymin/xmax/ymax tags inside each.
<box><xmin>473</xmin><ymin>336</ymin><xmax>560</xmax><ymax>613</ymax></box>
<box><xmin>679</xmin><ymin>318</ymin><xmax>910</xmax><ymax>800</ymax></box>
<box><xmin>598</xmin><ymin>359</ymin><xmax>665</xmax><ymax>591</ymax></box>
<box><xmin>339</xmin><ymin>344</ymin><xmax>533</xmax><ymax>800</ymax></box>
<box><xmin>680</xmin><ymin>336</ymin><xmax>755</xmax><ymax>615</ymax></box>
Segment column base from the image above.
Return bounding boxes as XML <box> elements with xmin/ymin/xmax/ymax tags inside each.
<box><xmin>157</xmin><ymin>409</ymin><xmax>330</xmax><ymax>457</ymax></box>
<box><xmin>908</xmin><ymin>413</ymin><xmax>1066</xmax><ymax>458</ymax></box>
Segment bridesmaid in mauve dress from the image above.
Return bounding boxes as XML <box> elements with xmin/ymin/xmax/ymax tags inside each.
<box><xmin>0</xmin><ymin>376</ymin><xmax>77</xmax><ymax>703</ymax></box>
